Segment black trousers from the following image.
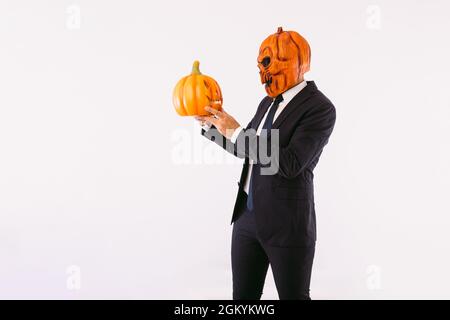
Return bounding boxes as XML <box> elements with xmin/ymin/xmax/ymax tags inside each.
<box><xmin>231</xmin><ymin>208</ymin><xmax>315</xmax><ymax>300</ymax></box>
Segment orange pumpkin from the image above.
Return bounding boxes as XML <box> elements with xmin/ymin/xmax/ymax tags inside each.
<box><xmin>258</xmin><ymin>27</ymin><xmax>311</xmax><ymax>98</ymax></box>
<box><xmin>173</xmin><ymin>61</ymin><xmax>223</xmax><ymax>116</ymax></box>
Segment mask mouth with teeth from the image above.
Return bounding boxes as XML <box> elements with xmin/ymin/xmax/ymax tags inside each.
<box><xmin>257</xmin><ymin>27</ymin><xmax>311</xmax><ymax>98</ymax></box>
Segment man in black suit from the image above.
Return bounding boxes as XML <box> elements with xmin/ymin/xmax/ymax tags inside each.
<box><xmin>195</xmin><ymin>27</ymin><xmax>336</xmax><ymax>300</ymax></box>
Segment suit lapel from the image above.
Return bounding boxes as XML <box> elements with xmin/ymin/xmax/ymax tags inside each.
<box><xmin>272</xmin><ymin>81</ymin><xmax>317</xmax><ymax>129</ymax></box>
<box><xmin>252</xmin><ymin>97</ymin><xmax>273</xmax><ymax>130</ymax></box>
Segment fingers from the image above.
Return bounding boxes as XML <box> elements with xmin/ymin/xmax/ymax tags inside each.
<box><xmin>194</xmin><ymin>116</ymin><xmax>203</xmax><ymax>124</ymax></box>
<box><xmin>204</xmin><ymin>106</ymin><xmax>217</xmax><ymax>115</ymax></box>
<box><xmin>204</xmin><ymin>106</ymin><xmax>223</xmax><ymax>118</ymax></box>
<box><xmin>194</xmin><ymin>116</ymin><xmax>209</xmax><ymax>127</ymax></box>
<box><xmin>199</xmin><ymin>106</ymin><xmax>230</xmax><ymax>135</ymax></box>
<box><xmin>194</xmin><ymin>116</ymin><xmax>207</xmax><ymax>121</ymax></box>
<box><xmin>204</xmin><ymin>116</ymin><xmax>219</xmax><ymax>127</ymax></box>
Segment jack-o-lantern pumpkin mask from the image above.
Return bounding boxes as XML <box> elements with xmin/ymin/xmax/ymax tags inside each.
<box><xmin>258</xmin><ymin>27</ymin><xmax>311</xmax><ymax>98</ymax></box>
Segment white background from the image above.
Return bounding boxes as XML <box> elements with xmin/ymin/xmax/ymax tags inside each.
<box><xmin>1</xmin><ymin>0</ymin><xmax>450</xmax><ymax>299</ymax></box>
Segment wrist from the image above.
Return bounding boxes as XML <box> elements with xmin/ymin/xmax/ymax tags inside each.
<box><xmin>230</xmin><ymin>126</ymin><xmax>243</xmax><ymax>143</ymax></box>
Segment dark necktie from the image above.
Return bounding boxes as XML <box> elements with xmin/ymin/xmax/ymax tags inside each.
<box><xmin>246</xmin><ymin>94</ymin><xmax>284</xmax><ymax>212</ymax></box>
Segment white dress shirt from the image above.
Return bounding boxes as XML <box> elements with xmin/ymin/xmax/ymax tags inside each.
<box><xmin>231</xmin><ymin>80</ymin><xmax>307</xmax><ymax>194</ymax></box>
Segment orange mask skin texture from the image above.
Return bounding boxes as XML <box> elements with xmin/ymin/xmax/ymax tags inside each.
<box><xmin>258</xmin><ymin>27</ymin><xmax>311</xmax><ymax>98</ymax></box>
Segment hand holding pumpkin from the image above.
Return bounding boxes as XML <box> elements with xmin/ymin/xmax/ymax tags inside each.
<box><xmin>173</xmin><ymin>60</ymin><xmax>240</xmax><ymax>139</ymax></box>
<box><xmin>195</xmin><ymin>107</ymin><xmax>240</xmax><ymax>140</ymax></box>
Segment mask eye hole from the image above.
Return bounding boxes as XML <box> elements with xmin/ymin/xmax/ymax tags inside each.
<box><xmin>261</xmin><ymin>56</ymin><xmax>271</xmax><ymax>68</ymax></box>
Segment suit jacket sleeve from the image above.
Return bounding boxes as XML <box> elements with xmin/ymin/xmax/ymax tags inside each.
<box><xmin>234</xmin><ymin>102</ymin><xmax>336</xmax><ymax>179</ymax></box>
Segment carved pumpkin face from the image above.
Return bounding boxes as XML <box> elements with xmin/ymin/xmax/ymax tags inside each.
<box><xmin>258</xmin><ymin>27</ymin><xmax>311</xmax><ymax>98</ymax></box>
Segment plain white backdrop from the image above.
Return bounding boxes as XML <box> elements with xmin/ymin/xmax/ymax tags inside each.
<box><xmin>1</xmin><ymin>0</ymin><xmax>450</xmax><ymax>299</ymax></box>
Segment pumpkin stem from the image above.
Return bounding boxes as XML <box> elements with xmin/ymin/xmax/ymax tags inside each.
<box><xmin>191</xmin><ymin>60</ymin><xmax>202</xmax><ymax>75</ymax></box>
<box><xmin>277</xmin><ymin>26</ymin><xmax>283</xmax><ymax>33</ymax></box>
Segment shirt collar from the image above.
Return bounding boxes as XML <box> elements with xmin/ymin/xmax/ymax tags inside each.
<box><xmin>280</xmin><ymin>80</ymin><xmax>307</xmax><ymax>105</ymax></box>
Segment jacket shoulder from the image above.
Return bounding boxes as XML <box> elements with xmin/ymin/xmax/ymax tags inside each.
<box><xmin>311</xmin><ymin>89</ymin><xmax>335</xmax><ymax>110</ymax></box>
<box><xmin>304</xmin><ymin>89</ymin><xmax>336</xmax><ymax>123</ymax></box>
<box><xmin>257</xmin><ymin>96</ymin><xmax>272</xmax><ymax>111</ymax></box>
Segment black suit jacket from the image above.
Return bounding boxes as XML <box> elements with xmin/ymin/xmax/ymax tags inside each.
<box><xmin>201</xmin><ymin>81</ymin><xmax>336</xmax><ymax>247</ymax></box>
